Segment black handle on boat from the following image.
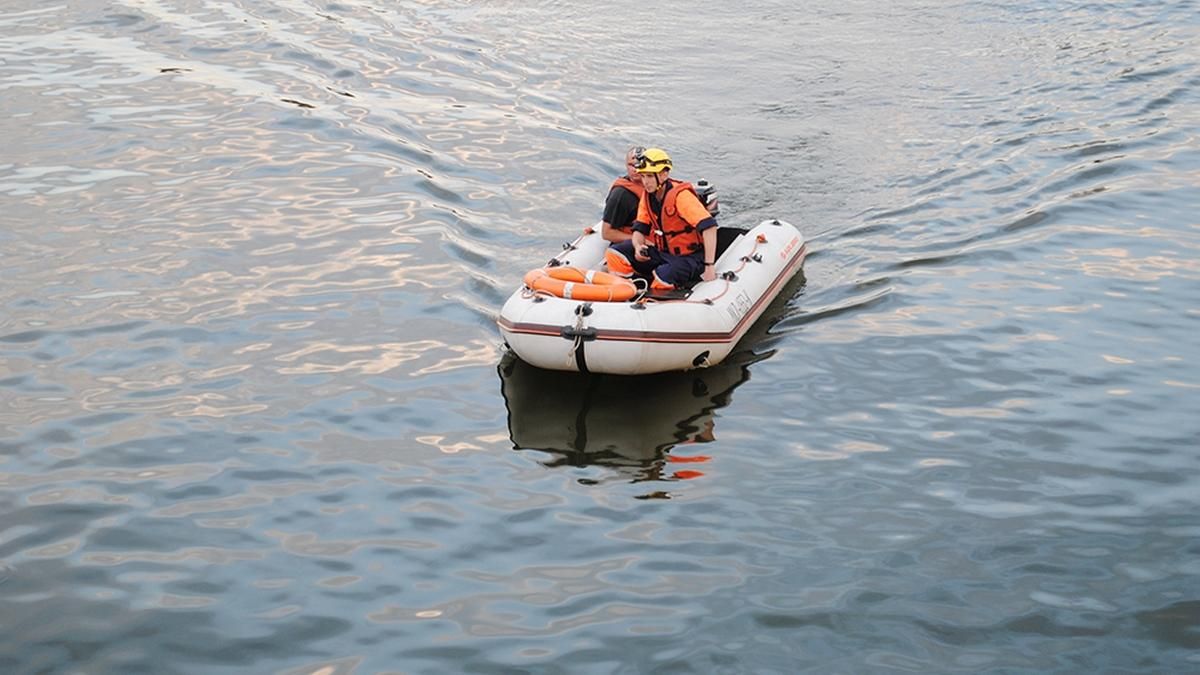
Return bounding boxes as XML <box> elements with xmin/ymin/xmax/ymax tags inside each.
<box><xmin>560</xmin><ymin>325</ymin><xmax>597</xmax><ymax>341</ymax></box>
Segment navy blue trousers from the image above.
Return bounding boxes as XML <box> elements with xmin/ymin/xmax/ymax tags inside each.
<box><xmin>609</xmin><ymin>240</ymin><xmax>705</xmax><ymax>288</ymax></box>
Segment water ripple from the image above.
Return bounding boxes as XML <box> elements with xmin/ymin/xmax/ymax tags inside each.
<box><xmin>2</xmin><ymin>0</ymin><xmax>1199</xmax><ymax>673</ymax></box>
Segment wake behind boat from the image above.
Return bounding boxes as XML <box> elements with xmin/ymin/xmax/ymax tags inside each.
<box><xmin>497</xmin><ymin>219</ymin><xmax>807</xmax><ymax>375</ymax></box>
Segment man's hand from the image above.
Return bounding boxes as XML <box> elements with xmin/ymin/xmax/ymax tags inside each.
<box><xmin>701</xmin><ymin>265</ymin><xmax>716</xmax><ymax>282</ymax></box>
<box><xmin>634</xmin><ymin>244</ymin><xmax>652</xmax><ymax>262</ymax></box>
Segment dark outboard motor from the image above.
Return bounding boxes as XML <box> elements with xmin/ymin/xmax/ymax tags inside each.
<box><xmin>695</xmin><ymin>179</ymin><xmax>719</xmax><ymax>215</ymax></box>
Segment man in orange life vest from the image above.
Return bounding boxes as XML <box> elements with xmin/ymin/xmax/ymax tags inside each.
<box><xmin>600</xmin><ymin>146</ymin><xmax>646</xmax><ymax>243</ymax></box>
<box><xmin>604</xmin><ymin>148</ymin><xmax>719</xmax><ymax>290</ymax></box>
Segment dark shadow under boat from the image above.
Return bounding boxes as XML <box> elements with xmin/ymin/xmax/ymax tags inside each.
<box><xmin>498</xmin><ymin>350</ymin><xmax>754</xmax><ymax>486</ymax></box>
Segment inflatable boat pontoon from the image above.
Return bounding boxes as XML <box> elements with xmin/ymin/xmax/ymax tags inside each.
<box><xmin>497</xmin><ymin>219</ymin><xmax>806</xmax><ymax>375</ymax></box>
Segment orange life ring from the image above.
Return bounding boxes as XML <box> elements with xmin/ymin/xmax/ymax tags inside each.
<box><xmin>523</xmin><ymin>266</ymin><xmax>637</xmax><ymax>302</ymax></box>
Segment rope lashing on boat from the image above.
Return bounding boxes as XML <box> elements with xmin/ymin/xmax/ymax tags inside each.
<box><xmin>566</xmin><ymin>312</ymin><xmax>584</xmax><ymax>368</ymax></box>
<box><xmin>525</xmin><ymin>227</ymin><xmax>776</xmax><ymax>310</ymax></box>
<box><xmin>654</xmin><ymin>231</ymin><xmax>772</xmax><ymax>305</ymax></box>
<box><xmin>543</xmin><ymin>229</ymin><xmax>595</xmax><ymax>268</ymax></box>
<box><xmin>630</xmin><ymin>277</ymin><xmax>649</xmax><ymax>301</ymax></box>
<box><xmin>564</xmin><ymin>302</ymin><xmax>595</xmax><ymax>371</ymax></box>
<box><xmin>520</xmin><ymin>285</ymin><xmax>557</xmax><ymax>302</ymax></box>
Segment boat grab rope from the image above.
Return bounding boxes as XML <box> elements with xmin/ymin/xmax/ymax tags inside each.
<box><xmin>544</xmin><ymin>226</ymin><xmax>597</xmax><ymax>268</ymax></box>
<box><xmin>528</xmin><ymin>230</ymin><xmax>779</xmax><ymax>307</ymax></box>
<box><xmin>641</xmin><ymin>233</ymin><xmax>772</xmax><ymax>306</ymax></box>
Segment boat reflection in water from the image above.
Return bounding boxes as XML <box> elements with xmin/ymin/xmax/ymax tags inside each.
<box><xmin>498</xmin><ymin>350</ymin><xmax>757</xmax><ymax>493</ymax></box>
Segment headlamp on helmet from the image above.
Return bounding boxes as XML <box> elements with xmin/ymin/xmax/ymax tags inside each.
<box><xmin>633</xmin><ymin>147</ymin><xmax>672</xmax><ymax>174</ymax></box>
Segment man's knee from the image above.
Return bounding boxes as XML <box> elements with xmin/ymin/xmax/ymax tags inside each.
<box><xmin>650</xmin><ymin>271</ymin><xmax>675</xmax><ymax>290</ymax></box>
<box><xmin>605</xmin><ymin>248</ymin><xmax>634</xmax><ymax>276</ymax></box>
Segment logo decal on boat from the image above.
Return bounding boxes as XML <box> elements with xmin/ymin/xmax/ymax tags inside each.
<box><xmin>780</xmin><ymin>236</ymin><xmax>800</xmax><ymax>260</ymax></box>
<box><xmin>727</xmin><ymin>290</ymin><xmax>753</xmax><ymax>321</ymax></box>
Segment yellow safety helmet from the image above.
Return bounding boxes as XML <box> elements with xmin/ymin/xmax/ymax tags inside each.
<box><xmin>633</xmin><ymin>147</ymin><xmax>672</xmax><ymax>174</ymax></box>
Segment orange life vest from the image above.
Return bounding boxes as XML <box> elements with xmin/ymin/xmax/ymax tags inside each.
<box><xmin>611</xmin><ymin>175</ymin><xmax>645</xmax><ymax>198</ymax></box>
<box><xmin>606</xmin><ymin>176</ymin><xmax>645</xmax><ymax>233</ymax></box>
<box><xmin>638</xmin><ymin>180</ymin><xmax>709</xmax><ymax>256</ymax></box>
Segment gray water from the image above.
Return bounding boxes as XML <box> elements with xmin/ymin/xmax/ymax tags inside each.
<box><xmin>2</xmin><ymin>1</ymin><xmax>1199</xmax><ymax>673</ymax></box>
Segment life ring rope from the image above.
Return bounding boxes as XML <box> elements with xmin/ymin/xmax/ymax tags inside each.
<box><xmin>523</xmin><ymin>266</ymin><xmax>638</xmax><ymax>303</ymax></box>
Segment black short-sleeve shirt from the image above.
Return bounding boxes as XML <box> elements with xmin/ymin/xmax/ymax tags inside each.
<box><xmin>602</xmin><ymin>184</ymin><xmax>640</xmax><ymax>232</ymax></box>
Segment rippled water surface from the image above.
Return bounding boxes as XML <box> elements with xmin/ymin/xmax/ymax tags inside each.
<box><xmin>2</xmin><ymin>1</ymin><xmax>1199</xmax><ymax>672</ymax></box>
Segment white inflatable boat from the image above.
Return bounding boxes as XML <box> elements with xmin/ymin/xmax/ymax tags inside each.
<box><xmin>497</xmin><ymin>219</ymin><xmax>807</xmax><ymax>375</ymax></box>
